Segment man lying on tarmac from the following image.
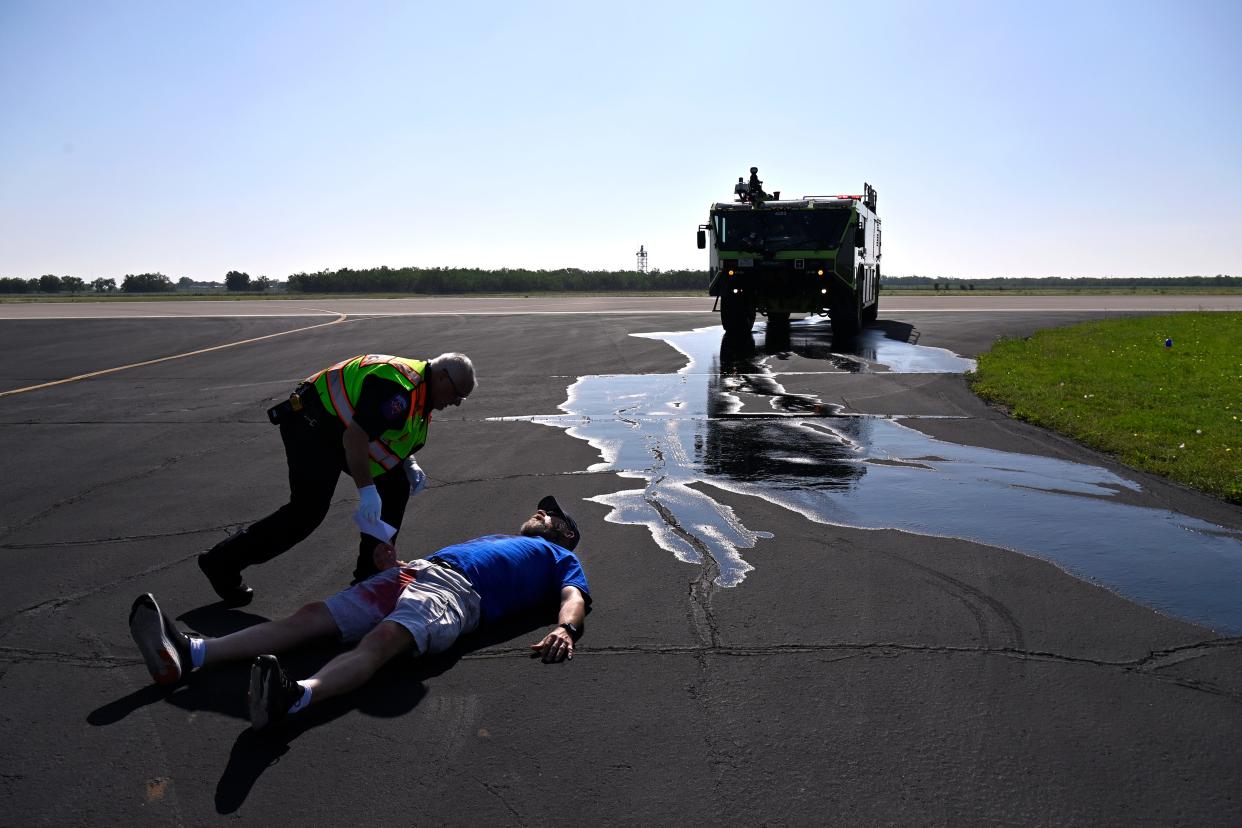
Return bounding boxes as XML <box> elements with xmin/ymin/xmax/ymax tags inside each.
<box><xmin>129</xmin><ymin>496</ymin><xmax>591</xmax><ymax>731</ymax></box>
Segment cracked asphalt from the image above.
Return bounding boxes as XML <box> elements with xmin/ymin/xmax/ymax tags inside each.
<box><xmin>0</xmin><ymin>297</ymin><xmax>1239</xmax><ymax>825</ymax></box>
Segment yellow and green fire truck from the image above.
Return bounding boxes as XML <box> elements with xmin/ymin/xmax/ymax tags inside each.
<box><xmin>697</xmin><ymin>170</ymin><xmax>880</xmax><ymax>339</ymax></box>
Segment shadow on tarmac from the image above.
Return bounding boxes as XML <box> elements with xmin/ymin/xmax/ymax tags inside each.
<box><xmin>88</xmin><ymin>603</ymin><xmax>555</xmax><ymax>813</ymax></box>
<box><xmin>211</xmin><ymin>611</ymin><xmax>553</xmax><ymax>813</ymax></box>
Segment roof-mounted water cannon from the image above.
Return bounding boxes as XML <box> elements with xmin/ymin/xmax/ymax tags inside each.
<box><xmin>734</xmin><ymin>166</ymin><xmax>778</xmax><ymax>204</ymax></box>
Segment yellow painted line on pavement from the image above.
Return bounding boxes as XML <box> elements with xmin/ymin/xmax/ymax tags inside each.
<box><xmin>0</xmin><ymin>312</ymin><xmax>347</xmax><ymax>398</ymax></box>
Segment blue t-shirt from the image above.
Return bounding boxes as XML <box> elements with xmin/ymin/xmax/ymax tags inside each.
<box><xmin>431</xmin><ymin>535</ymin><xmax>591</xmax><ymax>624</ymax></box>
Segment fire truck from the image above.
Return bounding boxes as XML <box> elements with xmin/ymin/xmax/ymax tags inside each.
<box><xmin>697</xmin><ymin>168</ymin><xmax>880</xmax><ymax>339</ymax></box>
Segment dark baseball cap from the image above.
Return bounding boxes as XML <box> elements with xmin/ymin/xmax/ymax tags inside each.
<box><xmin>537</xmin><ymin>495</ymin><xmax>580</xmax><ymax>551</ymax></box>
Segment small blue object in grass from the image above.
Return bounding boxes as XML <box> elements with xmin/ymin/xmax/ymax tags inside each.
<box><xmin>1164</xmin><ymin>338</ymin><xmax>1173</xmax><ymax>348</ymax></box>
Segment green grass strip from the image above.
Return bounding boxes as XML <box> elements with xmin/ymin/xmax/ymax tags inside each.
<box><xmin>970</xmin><ymin>312</ymin><xmax>1242</xmax><ymax>504</ymax></box>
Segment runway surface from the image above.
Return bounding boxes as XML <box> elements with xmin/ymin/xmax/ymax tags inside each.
<box><xmin>1</xmin><ymin>295</ymin><xmax>1239</xmax><ymax>824</ymax></box>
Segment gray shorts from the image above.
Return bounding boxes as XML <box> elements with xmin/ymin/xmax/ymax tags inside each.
<box><xmin>323</xmin><ymin>560</ymin><xmax>482</xmax><ymax>656</ymax></box>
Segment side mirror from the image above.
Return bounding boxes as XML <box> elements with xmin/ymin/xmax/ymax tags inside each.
<box><xmin>696</xmin><ymin>229</ymin><xmax>706</xmax><ymax>250</ymax></box>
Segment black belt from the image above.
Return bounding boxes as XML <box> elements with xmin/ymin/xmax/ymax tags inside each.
<box><xmin>267</xmin><ymin>383</ymin><xmax>330</xmax><ymax>428</ymax></box>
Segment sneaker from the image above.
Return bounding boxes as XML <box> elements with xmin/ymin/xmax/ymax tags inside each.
<box><xmin>128</xmin><ymin>593</ymin><xmax>196</xmax><ymax>685</ymax></box>
<box><xmin>248</xmin><ymin>655</ymin><xmax>303</xmax><ymax>731</ymax></box>
<box><xmin>197</xmin><ymin>553</ymin><xmax>254</xmax><ymax>607</ymax></box>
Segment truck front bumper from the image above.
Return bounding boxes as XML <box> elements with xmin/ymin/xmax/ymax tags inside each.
<box><xmin>709</xmin><ymin>264</ymin><xmax>850</xmax><ymax>313</ymax></box>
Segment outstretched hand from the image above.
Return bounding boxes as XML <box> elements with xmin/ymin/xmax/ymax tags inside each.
<box><xmin>529</xmin><ymin>626</ymin><xmax>575</xmax><ymax>663</ymax></box>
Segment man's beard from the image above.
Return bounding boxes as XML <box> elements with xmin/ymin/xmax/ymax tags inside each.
<box><xmin>520</xmin><ymin>517</ymin><xmax>556</xmax><ymax>541</ymax></box>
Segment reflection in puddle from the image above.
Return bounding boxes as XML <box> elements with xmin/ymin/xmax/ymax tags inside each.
<box><xmin>500</xmin><ymin>320</ymin><xmax>1242</xmax><ymax>633</ymax></box>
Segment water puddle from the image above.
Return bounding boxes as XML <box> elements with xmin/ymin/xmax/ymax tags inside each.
<box><xmin>495</xmin><ymin>320</ymin><xmax>1242</xmax><ymax>633</ymax></box>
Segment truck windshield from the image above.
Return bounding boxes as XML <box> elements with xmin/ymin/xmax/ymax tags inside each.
<box><xmin>714</xmin><ymin>209</ymin><xmax>851</xmax><ymax>252</ymax></box>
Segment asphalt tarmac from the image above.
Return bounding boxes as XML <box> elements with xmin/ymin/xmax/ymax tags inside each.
<box><xmin>1</xmin><ymin>296</ymin><xmax>1239</xmax><ymax>825</ymax></box>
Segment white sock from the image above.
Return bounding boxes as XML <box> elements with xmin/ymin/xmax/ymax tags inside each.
<box><xmin>288</xmin><ymin>682</ymin><xmax>313</xmax><ymax>715</ymax></box>
<box><xmin>189</xmin><ymin>637</ymin><xmax>206</xmax><ymax>670</ymax></box>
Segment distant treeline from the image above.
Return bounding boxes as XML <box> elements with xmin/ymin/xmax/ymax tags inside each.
<box><xmin>285</xmin><ymin>267</ymin><xmax>706</xmax><ymax>293</ymax></box>
<box><xmin>884</xmin><ymin>274</ymin><xmax>1239</xmax><ymax>289</ymax></box>
<box><xmin>0</xmin><ymin>273</ymin><xmax>175</xmax><ymax>294</ymax></box>
<box><xmin>2</xmin><ymin>269</ymin><xmax>1238</xmax><ymax>295</ymax></box>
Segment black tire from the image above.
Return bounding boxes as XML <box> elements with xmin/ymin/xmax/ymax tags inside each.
<box><xmin>720</xmin><ymin>293</ymin><xmax>756</xmax><ymax>335</ymax></box>
<box><xmin>862</xmin><ymin>295</ymin><xmax>878</xmax><ymax>325</ymax></box>
<box><xmin>765</xmin><ymin>311</ymin><xmax>790</xmax><ymax>331</ymax></box>
<box><xmin>829</xmin><ymin>282</ymin><xmax>861</xmax><ymax>342</ymax></box>
<box><xmin>862</xmin><ymin>268</ymin><xmax>879</xmax><ymax>325</ymax></box>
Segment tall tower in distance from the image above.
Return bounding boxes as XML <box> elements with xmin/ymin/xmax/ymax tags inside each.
<box><xmin>636</xmin><ymin>245</ymin><xmax>649</xmax><ymax>273</ymax></box>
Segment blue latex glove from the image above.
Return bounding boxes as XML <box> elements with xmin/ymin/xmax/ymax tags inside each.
<box><xmin>405</xmin><ymin>456</ymin><xmax>428</xmax><ymax>496</ymax></box>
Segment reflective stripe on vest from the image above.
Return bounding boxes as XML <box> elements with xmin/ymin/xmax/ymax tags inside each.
<box><xmin>369</xmin><ymin>439</ymin><xmax>402</xmax><ymax>471</ymax></box>
<box><xmin>305</xmin><ymin>355</ymin><xmax>431</xmax><ymax>476</ymax></box>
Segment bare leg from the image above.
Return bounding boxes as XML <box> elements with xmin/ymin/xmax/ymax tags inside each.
<box><xmin>203</xmin><ymin>602</ymin><xmax>339</xmax><ymax>666</ymax></box>
<box><xmin>298</xmin><ymin>620</ymin><xmax>414</xmax><ymax>704</ymax></box>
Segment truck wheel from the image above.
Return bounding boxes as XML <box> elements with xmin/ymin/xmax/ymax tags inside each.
<box><xmin>862</xmin><ymin>296</ymin><xmax>879</xmax><ymax>325</ymax></box>
<box><xmin>766</xmin><ymin>312</ymin><xmax>790</xmax><ymax>332</ymax></box>
<box><xmin>830</xmin><ymin>284</ymin><xmax>861</xmax><ymax>342</ymax></box>
<box><xmin>764</xmin><ymin>312</ymin><xmax>790</xmax><ymax>349</ymax></box>
<box><xmin>721</xmin><ymin>293</ymin><xmax>756</xmax><ymax>336</ymax></box>
<box><xmin>862</xmin><ymin>268</ymin><xmax>879</xmax><ymax>325</ymax></box>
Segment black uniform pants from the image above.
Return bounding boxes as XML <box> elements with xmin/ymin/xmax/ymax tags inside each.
<box><xmin>205</xmin><ymin>412</ymin><xmax>411</xmax><ymax>582</ymax></box>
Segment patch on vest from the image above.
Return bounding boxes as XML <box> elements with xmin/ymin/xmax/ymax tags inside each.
<box><xmin>385</xmin><ymin>394</ymin><xmax>409</xmax><ymax>420</ymax></box>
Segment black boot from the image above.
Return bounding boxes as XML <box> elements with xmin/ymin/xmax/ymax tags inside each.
<box><xmin>350</xmin><ymin>556</ymin><xmax>379</xmax><ymax>585</ymax></box>
<box><xmin>198</xmin><ymin>552</ymin><xmax>254</xmax><ymax>606</ymax></box>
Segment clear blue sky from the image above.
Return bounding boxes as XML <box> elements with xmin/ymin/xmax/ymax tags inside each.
<box><xmin>2</xmin><ymin>0</ymin><xmax>1239</xmax><ymax>281</ymax></box>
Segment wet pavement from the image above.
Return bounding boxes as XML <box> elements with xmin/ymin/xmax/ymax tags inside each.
<box><xmin>502</xmin><ymin>318</ymin><xmax>1242</xmax><ymax>633</ymax></box>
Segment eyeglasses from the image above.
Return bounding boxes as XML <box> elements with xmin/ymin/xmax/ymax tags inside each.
<box><xmin>443</xmin><ymin>368</ymin><xmax>467</xmax><ymax>399</ymax></box>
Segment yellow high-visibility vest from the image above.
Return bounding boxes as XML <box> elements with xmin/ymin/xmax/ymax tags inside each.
<box><xmin>306</xmin><ymin>354</ymin><xmax>430</xmax><ymax>476</ymax></box>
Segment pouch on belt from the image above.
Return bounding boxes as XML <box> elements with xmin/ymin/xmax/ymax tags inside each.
<box><xmin>266</xmin><ymin>390</ymin><xmax>307</xmax><ymax>425</ymax></box>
